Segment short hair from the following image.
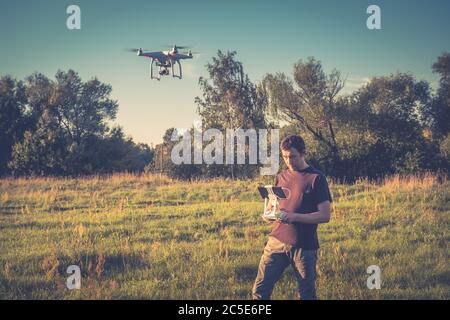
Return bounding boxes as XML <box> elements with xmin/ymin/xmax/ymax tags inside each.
<box><xmin>280</xmin><ymin>135</ymin><xmax>306</xmax><ymax>154</ymax></box>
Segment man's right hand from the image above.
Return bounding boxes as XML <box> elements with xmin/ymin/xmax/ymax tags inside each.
<box><xmin>262</xmin><ymin>214</ymin><xmax>276</xmax><ymax>224</ymax></box>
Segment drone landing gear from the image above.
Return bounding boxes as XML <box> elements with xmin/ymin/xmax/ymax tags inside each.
<box><xmin>171</xmin><ymin>60</ymin><xmax>183</xmax><ymax>79</ymax></box>
<box><xmin>150</xmin><ymin>59</ymin><xmax>183</xmax><ymax>80</ymax></box>
<box><xmin>150</xmin><ymin>59</ymin><xmax>160</xmax><ymax>80</ymax></box>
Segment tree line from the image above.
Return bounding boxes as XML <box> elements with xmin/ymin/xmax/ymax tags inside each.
<box><xmin>0</xmin><ymin>70</ymin><xmax>153</xmax><ymax>176</ymax></box>
<box><xmin>155</xmin><ymin>51</ymin><xmax>450</xmax><ymax>180</ymax></box>
<box><xmin>1</xmin><ymin>52</ymin><xmax>449</xmax><ymax>179</ymax></box>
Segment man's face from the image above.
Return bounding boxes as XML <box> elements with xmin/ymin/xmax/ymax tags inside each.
<box><xmin>281</xmin><ymin>148</ymin><xmax>303</xmax><ymax>171</ymax></box>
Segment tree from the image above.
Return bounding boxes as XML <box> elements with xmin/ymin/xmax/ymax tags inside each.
<box><xmin>0</xmin><ymin>76</ymin><xmax>26</xmax><ymax>175</ymax></box>
<box><xmin>84</xmin><ymin>126</ymin><xmax>154</xmax><ymax>174</ymax></box>
<box><xmin>261</xmin><ymin>57</ymin><xmax>345</xmax><ymax>173</ymax></box>
<box><xmin>51</xmin><ymin>70</ymin><xmax>118</xmax><ymax>147</ymax></box>
<box><xmin>7</xmin><ymin>70</ymin><xmax>154</xmax><ymax>175</ymax></box>
<box><xmin>195</xmin><ymin>50</ymin><xmax>266</xmax><ymax>178</ymax></box>
<box><xmin>429</xmin><ymin>52</ymin><xmax>450</xmax><ymax>139</ymax></box>
<box><xmin>23</xmin><ymin>73</ymin><xmax>54</xmax><ymax>131</ymax></box>
<box><xmin>261</xmin><ymin>57</ymin><xmax>438</xmax><ymax>178</ymax></box>
<box><xmin>9</xmin><ymin>107</ymin><xmax>67</xmax><ymax>175</ymax></box>
<box><xmin>152</xmin><ymin>128</ymin><xmax>202</xmax><ymax>180</ymax></box>
<box><xmin>440</xmin><ymin>133</ymin><xmax>450</xmax><ymax>162</ymax></box>
<box><xmin>346</xmin><ymin>73</ymin><xmax>432</xmax><ymax>176</ymax></box>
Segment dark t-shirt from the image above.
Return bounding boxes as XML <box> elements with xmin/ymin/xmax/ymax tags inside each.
<box><xmin>270</xmin><ymin>166</ymin><xmax>332</xmax><ymax>249</ymax></box>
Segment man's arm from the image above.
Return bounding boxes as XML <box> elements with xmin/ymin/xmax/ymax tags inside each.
<box><xmin>280</xmin><ymin>201</ymin><xmax>331</xmax><ymax>224</ymax></box>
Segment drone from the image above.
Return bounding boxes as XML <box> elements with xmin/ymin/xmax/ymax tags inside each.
<box><xmin>126</xmin><ymin>45</ymin><xmax>194</xmax><ymax>80</ymax></box>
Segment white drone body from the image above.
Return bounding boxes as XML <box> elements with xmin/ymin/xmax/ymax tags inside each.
<box><xmin>128</xmin><ymin>45</ymin><xmax>194</xmax><ymax>80</ymax></box>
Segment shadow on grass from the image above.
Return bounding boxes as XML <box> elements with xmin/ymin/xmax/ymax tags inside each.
<box><xmin>235</xmin><ymin>265</ymin><xmax>257</xmax><ymax>282</ymax></box>
<box><xmin>64</xmin><ymin>252</ymin><xmax>149</xmax><ymax>277</ymax></box>
<box><xmin>0</xmin><ymin>275</ymin><xmax>56</xmax><ymax>299</ymax></box>
<box><xmin>0</xmin><ymin>221</ymin><xmax>61</xmax><ymax>230</ymax></box>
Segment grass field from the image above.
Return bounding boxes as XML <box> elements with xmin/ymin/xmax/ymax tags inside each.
<box><xmin>0</xmin><ymin>173</ymin><xmax>449</xmax><ymax>299</ymax></box>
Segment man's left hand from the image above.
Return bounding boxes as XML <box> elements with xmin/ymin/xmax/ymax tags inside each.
<box><xmin>278</xmin><ymin>211</ymin><xmax>297</xmax><ymax>224</ymax></box>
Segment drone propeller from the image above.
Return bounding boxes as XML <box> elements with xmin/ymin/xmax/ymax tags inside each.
<box><xmin>124</xmin><ymin>48</ymin><xmax>152</xmax><ymax>52</ymax></box>
<box><xmin>164</xmin><ymin>45</ymin><xmax>192</xmax><ymax>50</ymax></box>
<box><xmin>175</xmin><ymin>45</ymin><xmax>191</xmax><ymax>50</ymax></box>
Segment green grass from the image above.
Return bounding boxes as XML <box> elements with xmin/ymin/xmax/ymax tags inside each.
<box><xmin>0</xmin><ymin>173</ymin><xmax>449</xmax><ymax>299</ymax></box>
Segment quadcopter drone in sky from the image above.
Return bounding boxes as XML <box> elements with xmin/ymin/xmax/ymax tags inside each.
<box><xmin>126</xmin><ymin>45</ymin><xmax>194</xmax><ymax>80</ymax></box>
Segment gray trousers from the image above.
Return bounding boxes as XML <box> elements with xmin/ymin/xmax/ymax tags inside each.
<box><xmin>252</xmin><ymin>236</ymin><xmax>318</xmax><ymax>300</ymax></box>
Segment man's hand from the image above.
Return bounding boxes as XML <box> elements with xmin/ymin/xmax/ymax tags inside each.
<box><xmin>262</xmin><ymin>215</ymin><xmax>275</xmax><ymax>223</ymax></box>
<box><xmin>279</xmin><ymin>201</ymin><xmax>332</xmax><ymax>224</ymax></box>
<box><xmin>278</xmin><ymin>211</ymin><xmax>297</xmax><ymax>224</ymax></box>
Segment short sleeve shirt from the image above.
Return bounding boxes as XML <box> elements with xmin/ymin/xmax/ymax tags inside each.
<box><xmin>270</xmin><ymin>166</ymin><xmax>332</xmax><ymax>249</ymax></box>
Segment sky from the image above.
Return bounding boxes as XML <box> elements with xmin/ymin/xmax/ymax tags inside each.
<box><xmin>1</xmin><ymin>0</ymin><xmax>450</xmax><ymax>145</ymax></box>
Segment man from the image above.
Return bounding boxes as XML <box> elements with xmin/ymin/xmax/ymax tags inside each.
<box><xmin>252</xmin><ymin>135</ymin><xmax>332</xmax><ymax>300</ymax></box>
